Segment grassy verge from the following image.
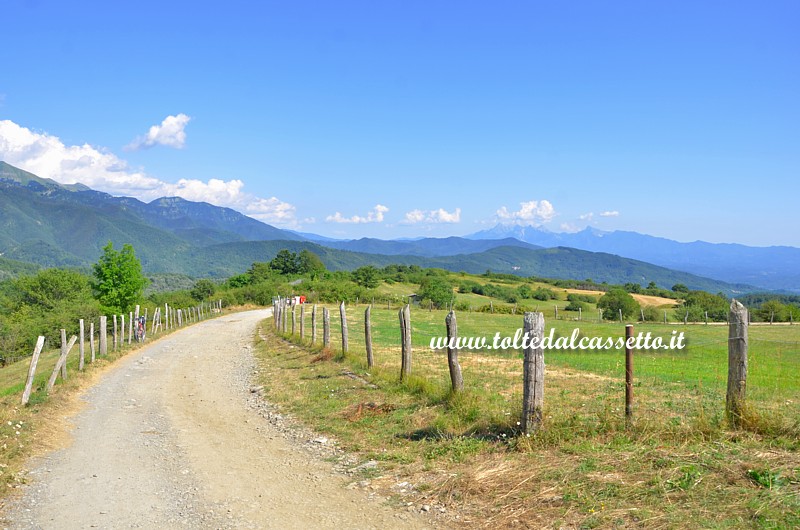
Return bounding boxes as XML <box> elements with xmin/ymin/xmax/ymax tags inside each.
<box><xmin>255</xmin><ymin>308</ymin><xmax>800</xmax><ymax>528</ymax></box>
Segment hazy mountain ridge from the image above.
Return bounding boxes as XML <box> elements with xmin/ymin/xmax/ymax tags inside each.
<box><xmin>0</xmin><ymin>162</ymin><xmax>766</xmax><ymax>294</ymax></box>
<box><xmin>469</xmin><ymin>224</ymin><xmax>800</xmax><ymax>291</ymax></box>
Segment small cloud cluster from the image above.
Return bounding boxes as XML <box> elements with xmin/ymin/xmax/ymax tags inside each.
<box><xmin>496</xmin><ymin>200</ymin><xmax>556</xmax><ymax>226</ymax></box>
<box><xmin>0</xmin><ymin>119</ymin><xmax>298</xmax><ymax>226</ymax></box>
<box><xmin>403</xmin><ymin>207</ymin><xmax>461</xmax><ymax>224</ymax></box>
<box><xmin>126</xmin><ymin>114</ymin><xmax>191</xmax><ymax>151</ymax></box>
<box><xmin>580</xmin><ymin>210</ymin><xmax>620</xmax><ymax>223</ymax></box>
<box><xmin>326</xmin><ymin>204</ymin><xmax>389</xmax><ymax>224</ymax></box>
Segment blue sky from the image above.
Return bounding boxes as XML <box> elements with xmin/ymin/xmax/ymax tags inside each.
<box><xmin>1</xmin><ymin>1</ymin><xmax>797</xmax><ymax>246</ymax></box>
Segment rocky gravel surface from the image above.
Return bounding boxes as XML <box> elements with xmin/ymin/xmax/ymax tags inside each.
<box><xmin>1</xmin><ymin>310</ymin><xmax>433</xmax><ymax>529</ymax></box>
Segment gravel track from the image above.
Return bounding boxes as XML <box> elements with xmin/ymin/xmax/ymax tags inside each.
<box><xmin>2</xmin><ymin>310</ymin><xmax>428</xmax><ymax>529</ymax></box>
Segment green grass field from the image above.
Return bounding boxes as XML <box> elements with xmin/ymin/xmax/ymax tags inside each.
<box><xmin>261</xmin><ymin>301</ymin><xmax>800</xmax><ymax>528</ymax></box>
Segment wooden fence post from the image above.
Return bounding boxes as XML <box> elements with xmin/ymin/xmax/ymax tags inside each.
<box><xmin>79</xmin><ymin>319</ymin><xmax>85</xmax><ymax>371</ymax></box>
<box><xmin>446</xmin><ymin>310</ymin><xmax>463</xmax><ymax>392</ymax></box>
<box><xmin>90</xmin><ymin>321</ymin><xmax>96</xmax><ymax>363</ymax></box>
<box><xmin>340</xmin><ymin>301</ymin><xmax>349</xmax><ymax>354</ymax></box>
<box><xmin>522</xmin><ymin>312</ymin><xmax>545</xmax><ymax>434</ymax></box>
<box><xmin>129</xmin><ymin>311</ymin><xmax>134</xmax><ymax>344</ymax></box>
<box><xmin>365</xmin><ymin>306</ymin><xmax>374</xmax><ymax>368</ymax></box>
<box><xmin>121</xmin><ymin>314</ymin><xmax>125</xmax><ymax>345</ymax></box>
<box><xmin>625</xmin><ymin>324</ymin><xmax>634</xmax><ymax>424</ymax></box>
<box><xmin>312</xmin><ymin>304</ymin><xmax>317</xmax><ymax>344</ymax></box>
<box><xmin>21</xmin><ymin>336</ymin><xmax>45</xmax><ymax>406</ymax></box>
<box><xmin>283</xmin><ymin>303</ymin><xmax>288</xmax><ymax>333</ymax></box>
<box><xmin>726</xmin><ymin>299</ymin><xmax>748</xmax><ymax>427</ymax></box>
<box><xmin>113</xmin><ymin>315</ymin><xmax>118</xmax><ymax>351</ymax></box>
<box><xmin>100</xmin><ymin>316</ymin><xmax>108</xmax><ymax>356</ymax></box>
<box><xmin>300</xmin><ymin>304</ymin><xmax>305</xmax><ymax>339</ymax></box>
<box><xmin>292</xmin><ymin>305</ymin><xmax>297</xmax><ymax>336</ymax></box>
<box><xmin>554</xmin><ymin>305</ymin><xmax>558</xmax><ymax>320</ymax></box>
<box><xmin>323</xmin><ymin>307</ymin><xmax>331</xmax><ymax>348</ymax></box>
<box><xmin>47</xmin><ymin>334</ymin><xmax>77</xmax><ymax>391</ymax></box>
<box><xmin>399</xmin><ymin>304</ymin><xmax>412</xmax><ymax>380</ymax></box>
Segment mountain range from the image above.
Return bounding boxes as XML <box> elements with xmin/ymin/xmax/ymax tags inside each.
<box><xmin>0</xmin><ymin>161</ymin><xmax>789</xmax><ymax>294</ymax></box>
<box><xmin>468</xmin><ymin>224</ymin><xmax>800</xmax><ymax>291</ymax></box>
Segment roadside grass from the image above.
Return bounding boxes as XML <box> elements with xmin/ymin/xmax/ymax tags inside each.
<box><xmin>256</xmin><ymin>305</ymin><xmax>800</xmax><ymax>528</ymax></box>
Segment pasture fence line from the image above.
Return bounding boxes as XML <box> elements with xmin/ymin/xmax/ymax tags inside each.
<box><xmin>18</xmin><ymin>299</ymin><xmax>225</xmax><ymax>406</ymax></box>
<box><xmin>272</xmin><ymin>296</ymin><xmax>788</xmax><ymax>436</ymax></box>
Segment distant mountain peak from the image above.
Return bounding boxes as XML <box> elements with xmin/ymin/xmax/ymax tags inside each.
<box><xmin>0</xmin><ymin>161</ymin><xmax>89</xmax><ymax>192</ymax></box>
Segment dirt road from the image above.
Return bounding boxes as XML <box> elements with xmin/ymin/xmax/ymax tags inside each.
<box><xmin>2</xmin><ymin>310</ymin><xmax>427</xmax><ymax>529</ymax></box>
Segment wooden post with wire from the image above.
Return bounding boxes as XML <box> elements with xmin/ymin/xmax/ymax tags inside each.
<box><xmin>625</xmin><ymin>324</ymin><xmax>634</xmax><ymax>425</ymax></box>
<box><xmin>726</xmin><ymin>300</ymin><xmax>748</xmax><ymax>428</ymax></box>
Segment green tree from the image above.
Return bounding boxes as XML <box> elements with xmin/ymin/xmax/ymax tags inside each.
<box><xmin>227</xmin><ymin>273</ymin><xmax>250</xmax><ymax>288</ymax></box>
<box><xmin>269</xmin><ymin>250</ymin><xmax>299</xmax><ymax>275</ymax></box>
<box><xmin>417</xmin><ymin>276</ymin><xmax>454</xmax><ymax>309</ymax></box>
<box><xmin>247</xmin><ymin>262</ymin><xmax>274</xmax><ymax>283</ymax></box>
<box><xmin>598</xmin><ymin>288</ymin><xmax>640</xmax><ymax>320</ymax></box>
<box><xmin>190</xmin><ymin>279</ymin><xmax>216</xmax><ymax>301</ymax></box>
<box><xmin>757</xmin><ymin>300</ymin><xmax>787</xmax><ymax>322</ymax></box>
<box><xmin>91</xmin><ymin>242</ymin><xmax>148</xmax><ymax>313</ymax></box>
<box><xmin>676</xmin><ymin>290</ymin><xmax>728</xmax><ymax>322</ymax></box>
<box><xmin>352</xmin><ymin>265</ymin><xmax>381</xmax><ymax>288</ymax></box>
<box><xmin>297</xmin><ymin>250</ymin><xmax>326</xmax><ymax>278</ymax></box>
<box><xmin>13</xmin><ymin>268</ymin><xmax>92</xmax><ymax>311</ymax></box>
<box><xmin>672</xmin><ymin>283</ymin><xmax>690</xmax><ymax>294</ymax></box>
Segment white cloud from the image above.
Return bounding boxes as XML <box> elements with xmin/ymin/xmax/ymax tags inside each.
<box><xmin>0</xmin><ymin>119</ymin><xmax>298</xmax><ymax>226</ymax></box>
<box><xmin>402</xmin><ymin>207</ymin><xmax>461</xmax><ymax>224</ymax></box>
<box><xmin>599</xmin><ymin>210</ymin><xmax>619</xmax><ymax>217</ymax></box>
<box><xmin>579</xmin><ymin>212</ymin><xmax>594</xmax><ymax>221</ymax></box>
<box><xmin>560</xmin><ymin>222</ymin><xmax>580</xmax><ymax>233</ymax></box>
<box><xmin>326</xmin><ymin>204</ymin><xmax>389</xmax><ymax>224</ymax></box>
<box><xmin>495</xmin><ymin>200</ymin><xmax>556</xmax><ymax>226</ymax></box>
<box><xmin>125</xmin><ymin>114</ymin><xmax>191</xmax><ymax>151</ymax></box>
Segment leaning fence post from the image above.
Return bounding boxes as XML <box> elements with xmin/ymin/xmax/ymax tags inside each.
<box><xmin>399</xmin><ymin>304</ymin><xmax>412</xmax><ymax>381</ymax></box>
<box><xmin>79</xmin><ymin>319</ymin><xmax>85</xmax><ymax>371</ymax></box>
<box><xmin>323</xmin><ymin>307</ymin><xmax>331</xmax><ymax>348</ymax></box>
<box><xmin>446</xmin><ymin>310</ymin><xmax>463</xmax><ymax>392</ymax></box>
<box><xmin>59</xmin><ymin>329</ymin><xmax>68</xmax><ymax>380</ymax></box>
<box><xmin>625</xmin><ymin>324</ymin><xmax>634</xmax><ymax>425</ymax></box>
<box><xmin>47</xmin><ymin>334</ymin><xmax>77</xmax><ymax>391</ymax></box>
<box><xmin>522</xmin><ymin>312</ymin><xmax>545</xmax><ymax>434</ymax></box>
<box><xmin>726</xmin><ymin>299</ymin><xmax>748</xmax><ymax>428</ymax></box>
<box><xmin>22</xmin><ymin>336</ymin><xmax>45</xmax><ymax>406</ymax></box>
<box><xmin>340</xmin><ymin>301</ymin><xmax>349</xmax><ymax>354</ymax></box>
<box><xmin>100</xmin><ymin>316</ymin><xmax>108</xmax><ymax>356</ymax></box>
<box><xmin>365</xmin><ymin>306</ymin><xmax>374</xmax><ymax>368</ymax></box>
